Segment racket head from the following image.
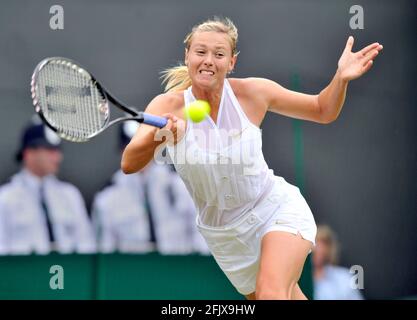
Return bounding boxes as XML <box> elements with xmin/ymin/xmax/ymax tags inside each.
<box><xmin>31</xmin><ymin>57</ymin><xmax>110</xmax><ymax>142</ymax></box>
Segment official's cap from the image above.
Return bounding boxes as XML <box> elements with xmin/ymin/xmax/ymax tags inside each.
<box><xmin>16</xmin><ymin>119</ymin><xmax>61</xmax><ymax>162</ymax></box>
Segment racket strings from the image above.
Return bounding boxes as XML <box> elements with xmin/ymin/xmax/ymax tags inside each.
<box><xmin>35</xmin><ymin>60</ymin><xmax>107</xmax><ymax>141</ymax></box>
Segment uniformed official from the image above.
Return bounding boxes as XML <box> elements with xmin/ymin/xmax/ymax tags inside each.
<box><xmin>0</xmin><ymin>118</ymin><xmax>96</xmax><ymax>255</ymax></box>
<box><xmin>92</xmin><ymin>122</ymin><xmax>209</xmax><ymax>255</ymax></box>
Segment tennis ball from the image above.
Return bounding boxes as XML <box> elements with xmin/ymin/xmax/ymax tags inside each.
<box><xmin>184</xmin><ymin>100</ymin><xmax>211</xmax><ymax>123</ymax></box>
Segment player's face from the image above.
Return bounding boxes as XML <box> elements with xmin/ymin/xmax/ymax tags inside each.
<box><xmin>185</xmin><ymin>31</ymin><xmax>236</xmax><ymax>89</ymax></box>
<box><xmin>25</xmin><ymin>147</ymin><xmax>63</xmax><ymax>177</ymax></box>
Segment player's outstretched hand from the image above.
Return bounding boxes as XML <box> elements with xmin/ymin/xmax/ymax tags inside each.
<box><xmin>337</xmin><ymin>36</ymin><xmax>383</xmax><ymax>81</ymax></box>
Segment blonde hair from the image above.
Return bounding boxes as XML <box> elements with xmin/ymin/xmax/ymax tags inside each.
<box><xmin>161</xmin><ymin>16</ymin><xmax>239</xmax><ymax>93</ymax></box>
<box><xmin>316</xmin><ymin>225</ymin><xmax>340</xmax><ymax>265</ymax></box>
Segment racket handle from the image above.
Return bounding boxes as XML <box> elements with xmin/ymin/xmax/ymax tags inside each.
<box><xmin>142</xmin><ymin>113</ymin><xmax>168</xmax><ymax>128</ymax></box>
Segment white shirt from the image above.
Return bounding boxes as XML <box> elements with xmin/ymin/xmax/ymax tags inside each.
<box><xmin>0</xmin><ymin>169</ymin><xmax>96</xmax><ymax>255</ymax></box>
<box><xmin>314</xmin><ymin>265</ymin><xmax>365</xmax><ymax>300</ymax></box>
<box><xmin>166</xmin><ymin>79</ymin><xmax>275</xmax><ymax>227</ymax></box>
<box><xmin>92</xmin><ymin>163</ymin><xmax>210</xmax><ymax>255</ymax></box>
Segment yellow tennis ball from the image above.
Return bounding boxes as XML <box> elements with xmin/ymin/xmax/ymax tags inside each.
<box><xmin>185</xmin><ymin>100</ymin><xmax>211</xmax><ymax>123</ymax></box>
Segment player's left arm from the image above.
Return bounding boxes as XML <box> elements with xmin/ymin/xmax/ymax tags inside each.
<box><xmin>256</xmin><ymin>36</ymin><xmax>383</xmax><ymax>124</ymax></box>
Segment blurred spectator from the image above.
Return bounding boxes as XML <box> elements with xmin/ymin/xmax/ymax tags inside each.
<box><xmin>313</xmin><ymin>224</ymin><xmax>364</xmax><ymax>300</ymax></box>
<box><xmin>91</xmin><ymin>122</ymin><xmax>209</xmax><ymax>255</ymax></box>
<box><xmin>0</xmin><ymin>117</ymin><xmax>96</xmax><ymax>255</ymax></box>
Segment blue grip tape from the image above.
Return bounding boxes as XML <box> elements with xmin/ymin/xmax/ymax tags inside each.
<box><xmin>142</xmin><ymin>113</ymin><xmax>168</xmax><ymax>128</ymax></box>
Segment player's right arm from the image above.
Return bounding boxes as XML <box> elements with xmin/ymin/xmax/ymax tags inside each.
<box><xmin>121</xmin><ymin>93</ymin><xmax>185</xmax><ymax>174</ymax></box>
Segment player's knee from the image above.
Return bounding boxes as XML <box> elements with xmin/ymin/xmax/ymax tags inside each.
<box><xmin>255</xmin><ymin>288</ymin><xmax>292</xmax><ymax>300</ymax></box>
<box><xmin>255</xmin><ymin>282</ymin><xmax>293</xmax><ymax>300</ymax></box>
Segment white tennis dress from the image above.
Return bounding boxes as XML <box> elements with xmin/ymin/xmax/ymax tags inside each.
<box><xmin>166</xmin><ymin>79</ymin><xmax>317</xmax><ymax>295</ymax></box>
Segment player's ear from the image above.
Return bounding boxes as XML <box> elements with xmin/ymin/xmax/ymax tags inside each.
<box><xmin>228</xmin><ymin>53</ymin><xmax>238</xmax><ymax>74</ymax></box>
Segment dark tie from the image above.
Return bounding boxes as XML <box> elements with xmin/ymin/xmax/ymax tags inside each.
<box><xmin>142</xmin><ymin>176</ymin><xmax>157</xmax><ymax>246</ymax></box>
<box><xmin>166</xmin><ymin>183</ymin><xmax>175</xmax><ymax>207</ymax></box>
<box><xmin>39</xmin><ymin>182</ymin><xmax>55</xmax><ymax>242</ymax></box>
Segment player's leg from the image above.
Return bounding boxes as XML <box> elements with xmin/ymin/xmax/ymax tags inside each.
<box><xmin>255</xmin><ymin>231</ymin><xmax>312</xmax><ymax>300</ymax></box>
<box><xmin>245</xmin><ymin>283</ymin><xmax>306</xmax><ymax>300</ymax></box>
<box><xmin>291</xmin><ymin>283</ymin><xmax>308</xmax><ymax>300</ymax></box>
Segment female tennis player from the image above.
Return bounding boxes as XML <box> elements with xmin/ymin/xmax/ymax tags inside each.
<box><xmin>121</xmin><ymin>17</ymin><xmax>382</xmax><ymax>300</ymax></box>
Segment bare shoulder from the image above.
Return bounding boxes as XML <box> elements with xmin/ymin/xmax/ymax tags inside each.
<box><xmin>228</xmin><ymin>77</ymin><xmax>277</xmax><ymax>105</ymax></box>
<box><xmin>228</xmin><ymin>77</ymin><xmax>275</xmax><ymax>95</ymax></box>
<box><xmin>145</xmin><ymin>91</ymin><xmax>185</xmax><ymax>119</ymax></box>
<box><xmin>227</xmin><ymin>78</ymin><xmax>271</xmax><ymax>126</ymax></box>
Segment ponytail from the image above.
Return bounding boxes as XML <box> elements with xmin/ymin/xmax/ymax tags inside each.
<box><xmin>160</xmin><ymin>64</ymin><xmax>192</xmax><ymax>93</ymax></box>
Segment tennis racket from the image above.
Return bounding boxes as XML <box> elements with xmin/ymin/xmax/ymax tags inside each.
<box><xmin>30</xmin><ymin>57</ymin><xmax>168</xmax><ymax>142</ymax></box>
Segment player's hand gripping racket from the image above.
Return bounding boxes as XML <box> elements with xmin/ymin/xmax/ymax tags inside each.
<box><xmin>30</xmin><ymin>57</ymin><xmax>168</xmax><ymax>142</ymax></box>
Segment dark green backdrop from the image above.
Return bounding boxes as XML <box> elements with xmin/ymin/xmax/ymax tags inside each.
<box><xmin>0</xmin><ymin>253</ymin><xmax>313</xmax><ymax>300</ymax></box>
